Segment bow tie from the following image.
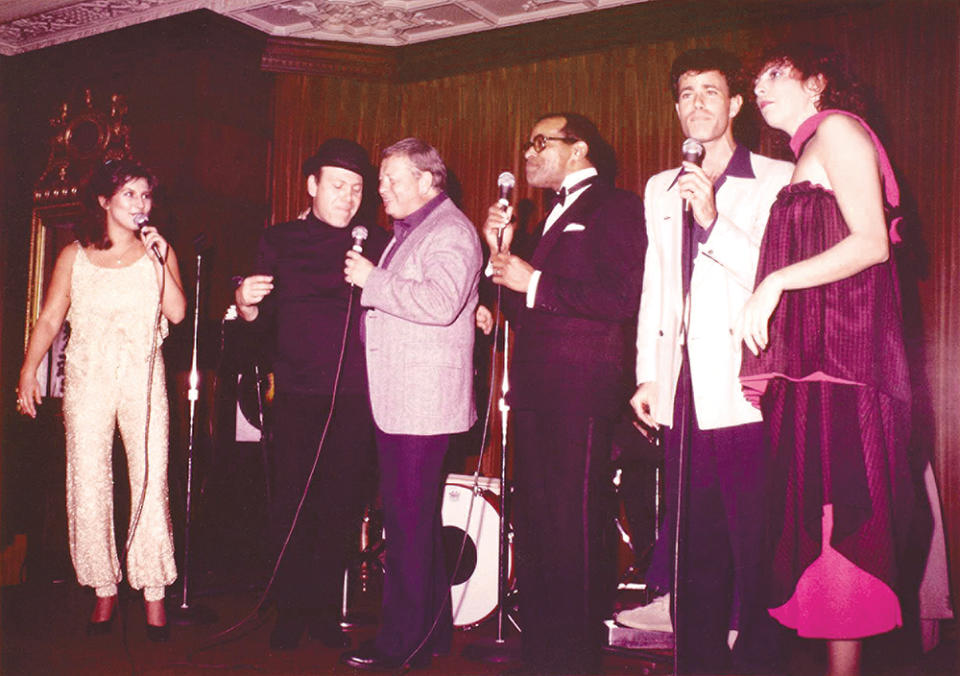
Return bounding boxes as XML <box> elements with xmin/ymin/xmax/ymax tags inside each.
<box><xmin>550</xmin><ymin>177</ymin><xmax>595</xmax><ymax>209</ymax></box>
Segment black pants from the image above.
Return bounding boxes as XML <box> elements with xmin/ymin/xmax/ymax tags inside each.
<box><xmin>513</xmin><ymin>409</ymin><xmax>617</xmax><ymax>675</ymax></box>
<box><xmin>373</xmin><ymin>429</ymin><xmax>452</xmax><ymax>660</ymax></box>
<box><xmin>647</xmin><ymin>360</ymin><xmax>784</xmax><ymax>674</ymax></box>
<box><xmin>269</xmin><ymin>392</ymin><xmax>377</xmax><ymax>624</ymax></box>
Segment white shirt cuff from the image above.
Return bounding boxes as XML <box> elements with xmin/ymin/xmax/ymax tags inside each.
<box><xmin>526</xmin><ymin>270</ymin><xmax>542</xmax><ymax>308</ymax></box>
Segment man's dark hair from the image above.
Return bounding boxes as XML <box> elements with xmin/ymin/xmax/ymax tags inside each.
<box><xmin>670</xmin><ymin>48</ymin><xmax>747</xmax><ymax>101</ymax></box>
<box><xmin>535</xmin><ymin>112</ymin><xmax>618</xmax><ymax>181</ymax></box>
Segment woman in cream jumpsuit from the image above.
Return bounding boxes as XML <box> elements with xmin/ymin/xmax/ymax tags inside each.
<box><xmin>17</xmin><ymin>159</ymin><xmax>186</xmax><ymax>638</ymax></box>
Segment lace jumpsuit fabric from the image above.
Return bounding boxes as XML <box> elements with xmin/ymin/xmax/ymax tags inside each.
<box><xmin>63</xmin><ymin>243</ymin><xmax>177</xmax><ymax>600</ymax></box>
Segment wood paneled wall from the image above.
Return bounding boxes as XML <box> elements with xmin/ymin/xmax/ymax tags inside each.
<box><xmin>266</xmin><ymin>0</ymin><xmax>960</xmax><ymax>608</ymax></box>
<box><xmin>1</xmin><ymin>0</ymin><xmax>956</xmax><ymax>608</ymax></box>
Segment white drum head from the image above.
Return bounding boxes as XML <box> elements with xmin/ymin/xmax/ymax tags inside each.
<box><xmin>442</xmin><ymin>476</ymin><xmax>512</xmax><ymax>628</ymax></box>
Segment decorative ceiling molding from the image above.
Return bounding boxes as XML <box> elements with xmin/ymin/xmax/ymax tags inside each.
<box><xmin>0</xmin><ymin>0</ymin><xmax>649</xmax><ymax>56</ymax></box>
<box><xmin>260</xmin><ymin>37</ymin><xmax>395</xmax><ymax>78</ymax></box>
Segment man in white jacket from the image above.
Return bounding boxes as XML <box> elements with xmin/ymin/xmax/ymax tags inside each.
<box><xmin>621</xmin><ymin>48</ymin><xmax>793</xmax><ymax>674</ymax></box>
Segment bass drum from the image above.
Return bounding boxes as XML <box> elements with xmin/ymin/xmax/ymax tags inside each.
<box><xmin>441</xmin><ymin>474</ymin><xmax>513</xmax><ymax>629</ymax></box>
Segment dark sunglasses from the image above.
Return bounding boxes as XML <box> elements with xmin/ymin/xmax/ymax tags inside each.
<box><xmin>522</xmin><ymin>134</ymin><xmax>579</xmax><ymax>154</ymax></box>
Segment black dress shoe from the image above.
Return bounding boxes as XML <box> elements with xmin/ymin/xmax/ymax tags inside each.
<box><xmin>86</xmin><ymin>616</ymin><xmax>114</xmax><ymax>636</ymax></box>
<box><xmin>341</xmin><ymin>640</ymin><xmax>430</xmax><ymax>671</ymax></box>
<box><xmin>270</xmin><ymin>611</ymin><xmax>306</xmax><ymax>651</ymax></box>
<box><xmin>146</xmin><ymin>624</ymin><xmax>170</xmax><ymax>643</ymax></box>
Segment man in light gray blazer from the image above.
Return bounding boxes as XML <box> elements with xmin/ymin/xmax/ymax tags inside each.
<box><xmin>342</xmin><ymin>137</ymin><xmax>482</xmax><ymax>671</ymax></box>
<box><xmin>621</xmin><ymin>49</ymin><xmax>793</xmax><ymax>674</ymax></box>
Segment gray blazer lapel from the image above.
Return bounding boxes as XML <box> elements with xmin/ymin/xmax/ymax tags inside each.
<box><xmin>381</xmin><ymin>198</ymin><xmax>450</xmax><ymax>271</ymax></box>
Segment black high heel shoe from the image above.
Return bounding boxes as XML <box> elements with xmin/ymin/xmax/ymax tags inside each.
<box><xmin>87</xmin><ymin>596</ymin><xmax>117</xmax><ymax>636</ymax></box>
<box><xmin>144</xmin><ymin>598</ymin><xmax>169</xmax><ymax>642</ymax></box>
<box><xmin>146</xmin><ymin>623</ymin><xmax>170</xmax><ymax>643</ymax></box>
<box><xmin>86</xmin><ymin>616</ymin><xmax>114</xmax><ymax>636</ymax></box>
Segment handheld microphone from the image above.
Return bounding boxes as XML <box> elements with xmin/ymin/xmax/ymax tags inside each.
<box><xmin>496</xmin><ymin>172</ymin><xmax>516</xmax><ymax>251</ymax></box>
<box><xmin>497</xmin><ymin>171</ymin><xmax>516</xmax><ymax>209</ymax></box>
<box><xmin>681</xmin><ymin>137</ymin><xmax>705</xmax><ymax>165</ymax></box>
<box><xmin>351</xmin><ymin>225</ymin><xmax>368</xmax><ymax>253</ymax></box>
<box><xmin>681</xmin><ymin>138</ymin><xmax>705</xmax><ymax>213</ymax></box>
<box><xmin>133</xmin><ymin>213</ymin><xmax>164</xmax><ymax>263</ymax></box>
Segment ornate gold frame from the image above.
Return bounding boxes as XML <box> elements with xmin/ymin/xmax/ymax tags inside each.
<box><xmin>24</xmin><ymin>203</ymin><xmax>85</xmax><ymax>337</ymax></box>
<box><xmin>25</xmin><ymin>90</ymin><xmax>131</xmax><ymax>396</ymax></box>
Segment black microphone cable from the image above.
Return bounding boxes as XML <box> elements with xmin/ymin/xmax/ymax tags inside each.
<box><xmin>672</xmin><ymin>141</ymin><xmax>701</xmax><ymax>676</ymax></box>
<box><xmin>189</xmin><ymin>236</ymin><xmax>370</xmax><ymax>658</ymax></box>
<box><xmin>389</xmin><ymin>299</ymin><xmax>502</xmax><ymax>675</ymax></box>
<box><xmin>109</xmin><ymin>247</ymin><xmax>167</xmax><ymax>676</ymax></box>
<box><xmin>124</xmin><ymin>260</ymin><xmax>166</xmax><ymax>568</ymax></box>
<box><xmin>390</xmin><ymin>209</ymin><xmax>514</xmax><ymax>674</ymax></box>
<box><xmin>125</xmin><ymin>218</ymin><xmax>171</xmax><ymax>574</ymax></box>
<box><xmin>188</xmin><ymin>229</ymin><xmax>499</xmax><ymax>673</ymax></box>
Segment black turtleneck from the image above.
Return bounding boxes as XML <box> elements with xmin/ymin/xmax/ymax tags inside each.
<box><xmin>251</xmin><ymin>211</ymin><xmax>389</xmax><ymax>395</ymax></box>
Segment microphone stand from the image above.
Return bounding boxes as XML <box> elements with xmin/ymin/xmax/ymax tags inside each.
<box><xmin>495</xmin><ymin>321</ymin><xmax>522</xmax><ymax>638</ymax></box>
<box><xmin>669</xmin><ymin>204</ymin><xmax>697</xmax><ymax>676</ymax></box>
<box><xmin>463</xmin><ymin>308</ymin><xmax>521</xmax><ymax>664</ymax></box>
<box><xmin>169</xmin><ymin>251</ymin><xmax>216</xmax><ymax>625</ymax></box>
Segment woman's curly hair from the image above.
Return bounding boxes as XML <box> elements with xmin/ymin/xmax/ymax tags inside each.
<box><xmin>754</xmin><ymin>43</ymin><xmax>870</xmax><ymax>119</ymax></box>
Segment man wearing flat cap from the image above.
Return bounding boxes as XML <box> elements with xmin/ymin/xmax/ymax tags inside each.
<box><xmin>235</xmin><ymin>138</ymin><xmax>389</xmax><ymax>651</ymax></box>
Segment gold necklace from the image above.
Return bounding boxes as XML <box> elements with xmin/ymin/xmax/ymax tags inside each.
<box><xmin>111</xmin><ymin>240</ymin><xmax>139</xmax><ymax>265</ymax></box>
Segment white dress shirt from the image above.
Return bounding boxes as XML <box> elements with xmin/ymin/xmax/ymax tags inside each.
<box><xmin>527</xmin><ymin>167</ymin><xmax>598</xmax><ymax>306</ymax></box>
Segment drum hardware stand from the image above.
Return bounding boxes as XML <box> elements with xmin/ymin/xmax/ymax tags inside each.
<box><xmin>612</xmin><ymin>468</ymin><xmax>643</xmax><ymax>591</ymax></box>
<box><xmin>169</xmin><ymin>249</ymin><xmax>216</xmax><ymax>626</ymax></box>
<box><xmin>224</xmin><ymin>304</ymin><xmax>273</xmax><ymax>511</ymax></box>
<box><xmin>252</xmin><ymin>363</ymin><xmax>270</xmax><ymax>507</ymax></box>
<box><xmin>464</xmin><ymin>318</ymin><xmax>522</xmax><ymax>663</ymax></box>
<box><xmin>613</xmin><ymin>465</ymin><xmax>662</xmax><ymax>593</ymax></box>
<box><xmin>340</xmin><ymin>506</ymin><xmax>384</xmax><ymax>628</ymax></box>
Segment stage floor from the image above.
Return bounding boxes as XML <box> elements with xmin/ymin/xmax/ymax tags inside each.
<box><xmin>2</xmin><ymin>580</ymin><xmax>955</xmax><ymax>676</ymax></box>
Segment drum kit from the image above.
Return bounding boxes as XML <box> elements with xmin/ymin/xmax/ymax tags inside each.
<box><xmin>225</xmin><ymin>305</ymin><xmax>654</xmax><ymax>635</ymax></box>
<box><xmin>336</xmin><ymin>317</ymin><xmax>654</xmax><ymax>635</ymax></box>
<box><xmin>441</xmin><ymin>474</ymin><xmax>514</xmax><ymax>629</ymax></box>
<box><xmin>341</xmin><ymin>467</ymin><xmax>650</xmax><ymax>631</ymax></box>
<box><xmin>340</xmin><ymin>472</ymin><xmax>516</xmax><ymax>631</ymax></box>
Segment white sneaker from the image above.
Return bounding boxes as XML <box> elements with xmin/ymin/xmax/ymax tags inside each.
<box><xmin>614</xmin><ymin>593</ymin><xmax>673</xmax><ymax>633</ymax></box>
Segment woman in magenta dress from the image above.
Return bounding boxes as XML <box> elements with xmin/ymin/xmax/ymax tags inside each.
<box><xmin>738</xmin><ymin>45</ymin><xmax>913</xmax><ymax>676</ymax></box>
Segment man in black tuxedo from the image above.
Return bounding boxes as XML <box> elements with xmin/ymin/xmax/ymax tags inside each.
<box><xmin>481</xmin><ymin>113</ymin><xmax>646</xmax><ymax>674</ymax></box>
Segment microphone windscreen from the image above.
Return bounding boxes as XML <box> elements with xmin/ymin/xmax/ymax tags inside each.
<box><xmin>681</xmin><ymin>138</ymin><xmax>705</xmax><ymax>166</ymax></box>
<box><xmin>497</xmin><ymin>171</ymin><xmax>516</xmax><ymax>207</ymax></box>
<box><xmin>350</xmin><ymin>225</ymin><xmax>369</xmax><ymax>253</ymax></box>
